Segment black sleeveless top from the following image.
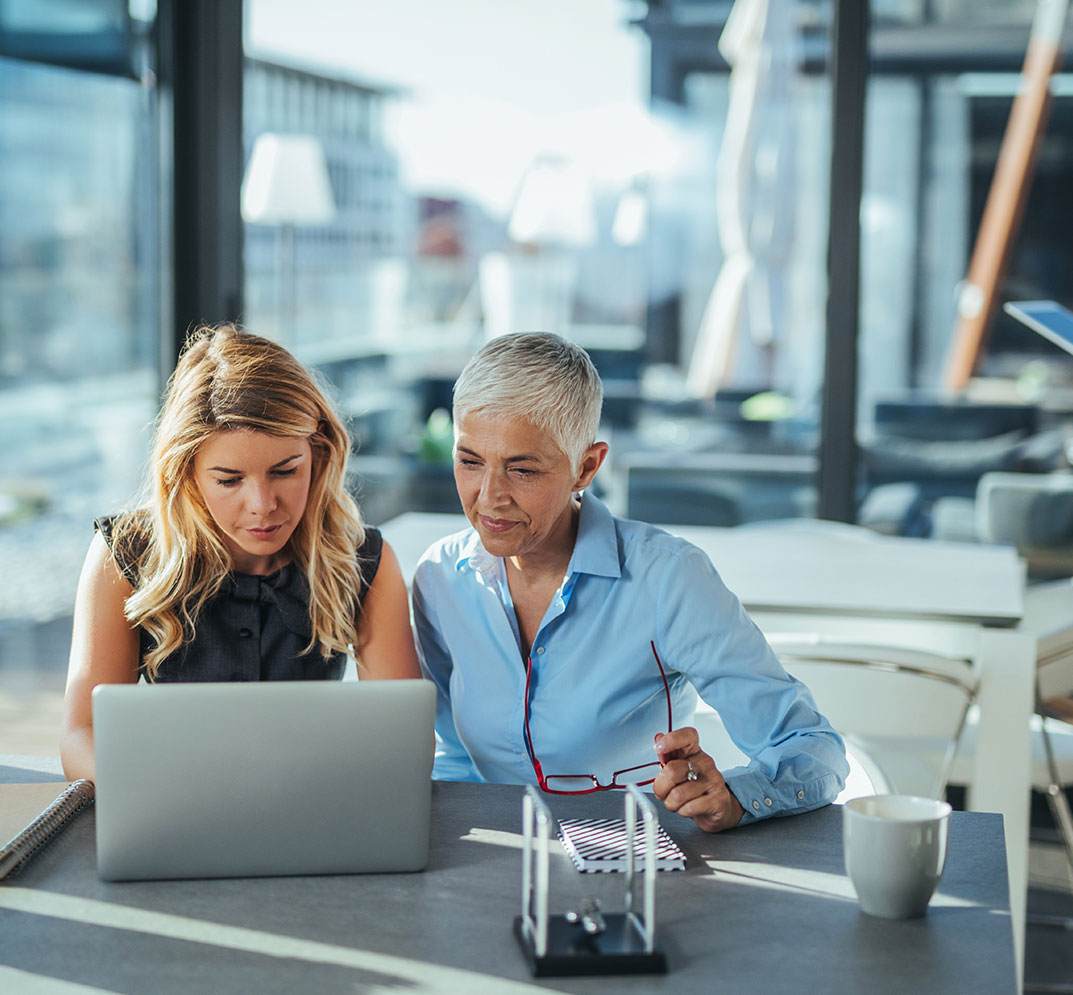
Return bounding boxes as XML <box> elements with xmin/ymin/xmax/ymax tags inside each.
<box><xmin>95</xmin><ymin>517</ymin><xmax>383</xmax><ymax>683</ymax></box>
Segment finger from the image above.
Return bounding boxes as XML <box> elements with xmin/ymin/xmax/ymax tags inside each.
<box><xmin>670</xmin><ymin>751</ymin><xmax>719</xmax><ymax>785</ymax></box>
<box><xmin>654</xmin><ymin>726</ymin><xmax>701</xmax><ymax>762</ymax></box>
<box><xmin>658</xmin><ymin>757</ymin><xmax>721</xmax><ymax>812</ymax></box>
<box><xmin>651</xmin><ymin>755</ymin><xmax>704</xmax><ymax>800</ymax></box>
<box><xmin>678</xmin><ymin>790</ymin><xmax>736</xmax><ymax>832</ymax></box>
<box><xmin>659</xmin><ymin>779</ymin><xmax>706</xmax><ymax>814</ymax></box>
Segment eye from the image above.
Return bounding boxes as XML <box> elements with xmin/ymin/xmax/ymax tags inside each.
<box><xmin>456</xmin><ymin>457</ymin><xmax>481</xmax><ymax>468</ymax></box>
<box><xmin>272</xmin><ymin>467</ymin><xmax>298</xmax><ymax>478</ymax></box>
<box><xmin>510</xmin><ymin>467</ymin><xmax>538</xmax><ymax>478</ymax></box>
<box><xmin>215</xmin><ymin>477</ymin><xmax>241</xmax><ymax>488</ymax></box>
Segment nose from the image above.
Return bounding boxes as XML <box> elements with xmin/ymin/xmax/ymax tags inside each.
<box><xmin>477</xmin><ymin>467</ymin><xmax>508</xmax><ymax>508</ymax></box>
<box><xmin>246</xmin><ymin>478</ymin><xmax>278</xmax><ymax>516</ymax></box>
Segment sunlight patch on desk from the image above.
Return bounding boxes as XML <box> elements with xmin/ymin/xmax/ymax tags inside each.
<box><xmin>712</xmin><ymin>861</ymin><xmax>984</xmax><ymax>909</ymax></box>
<box><xmin>0</xmin><ymin>888</ymin><xmax>548</xmax><ymax>994</ymax></box>
<box><xmin>458</xmin><ymin>827</ymin><xmax>526</xmax><ymax>850</ymax></box>
<box><xmin>0</xmin><ymin>965</ymin><xmax>117</xmax><ymax>994</ymax></box>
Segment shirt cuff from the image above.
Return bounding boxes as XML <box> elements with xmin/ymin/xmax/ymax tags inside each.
<box><xmin>722</xmin><ymin>767</ymin><xmax>842</xmax><ymax>824</ymax></box>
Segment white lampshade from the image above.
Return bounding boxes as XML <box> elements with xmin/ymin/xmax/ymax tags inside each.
<box><xmin>241</xmin><ymin>133</ymin><xmax>336</xmax><ymax>226</ymax></box>
<box><xmin>508</xmin><ymin>157</ymin><xmax>595</xmax><ymax>247</ymax></box>
<box><xmin>611</xmin><ymin>187</ymin><xmax>648</xmax><ymax>246</ymax></box>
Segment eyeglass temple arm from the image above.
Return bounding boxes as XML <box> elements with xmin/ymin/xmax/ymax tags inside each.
<box><xmin>650</xmin><ymin>641</ymin><xmax>673</xmax><ymax>732</ymax></box>
<box><xmin>522</xmin><ymin>656</ymin><xmax>546</xmax><ymax>785</ymax></box>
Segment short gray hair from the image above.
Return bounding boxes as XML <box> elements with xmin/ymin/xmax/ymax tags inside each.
<box><xmin>453</xmin><ymin>332</ymin><xmax>603</xmax><ymax>470</ymax></box>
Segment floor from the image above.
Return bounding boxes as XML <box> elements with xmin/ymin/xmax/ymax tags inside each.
<box><xmin>2</xmin><ymin>670</ymin><xmax>1071</xmax><ymax>990</ymax></box>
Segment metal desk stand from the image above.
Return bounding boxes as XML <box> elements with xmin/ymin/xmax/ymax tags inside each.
<box><xmin>513</xmin><ymin>785</ymin><xmax>668</xmax><ymax>977</ymax></box>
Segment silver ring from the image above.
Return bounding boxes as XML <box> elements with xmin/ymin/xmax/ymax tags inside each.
<box><xmin>686</xmin><ymin>759</ymin><xmax>699</xmax><ymax>782</ymax></box>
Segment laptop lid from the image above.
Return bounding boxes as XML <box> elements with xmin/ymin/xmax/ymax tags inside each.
<box><xmin>1003</xmin><ymin>299</ymin><xmax>1073</xmax><ymax>357</ymax></box>
<box><xmin>92</xmin><ymin>679</ymin><xmax>435</xmax><ymax>881</ymax></box>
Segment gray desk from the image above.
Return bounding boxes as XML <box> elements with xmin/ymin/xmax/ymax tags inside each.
<box><xmin>1</xmin><ymin>777</ymin><xmax>1016</xmax><ymax>993</ymax></box>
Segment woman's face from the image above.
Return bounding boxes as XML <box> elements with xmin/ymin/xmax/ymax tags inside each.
<box><xmin>453</xmin><ymin>413</ymin><xmax>604</xmax><ymax>565</ymax></box>
<box><xmin>193</xmin><ymin>429</ymin><xmax>313</xmax><ymax>574</ymax></box>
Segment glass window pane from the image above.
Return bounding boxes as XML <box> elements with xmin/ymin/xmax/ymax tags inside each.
<box><xmin>857</xmin><ymin>4</ymin><xmax>1073</xmax><ymax>556</ymax></box>
<box><xmin>0</xmin><ymin>52</ymin><xmax>161</xmax><ymax>733</ymax></box>
<box><xmin>243</xmin><ymin>0</ymin><xmax>826</xmax><ymax>529</ymax></box>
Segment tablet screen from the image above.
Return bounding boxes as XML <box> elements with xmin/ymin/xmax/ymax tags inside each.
<box><xmin>1003</xmin><ymin>300</ymin><xmax>1073</xmax><ymax>357</ymax></box>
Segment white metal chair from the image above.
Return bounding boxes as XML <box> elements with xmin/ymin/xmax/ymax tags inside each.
<box><xmin>763</xmin><ymin>633</ymin><xmax>979</xmax><ymax>801</ymax></box>
<box><xmin>691</xmin><ymin>699</ymin><xmax>893</xmax><ymax>804</ymax></box>
<box><xmin>1016</xmin><ymin>578</ymin><xmax>1073</xmax><ymax>888</ymax></box>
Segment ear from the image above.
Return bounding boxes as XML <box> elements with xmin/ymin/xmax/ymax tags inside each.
<box><xmin>572</xmin><ymin>441</ymin><xmax>609</xmax><ymax>492</ymax></box>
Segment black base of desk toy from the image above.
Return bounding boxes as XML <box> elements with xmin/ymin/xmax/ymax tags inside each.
<box><xmin>513</xmin><ymin>915</ymin><xmax>667</xmax><ymax>977</ymax></box>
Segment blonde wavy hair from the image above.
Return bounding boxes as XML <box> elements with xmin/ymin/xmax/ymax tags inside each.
<box><xmin>112</xmin><ymin>324</ymin><xmax>365</xmax><ymax>679</ymax></box>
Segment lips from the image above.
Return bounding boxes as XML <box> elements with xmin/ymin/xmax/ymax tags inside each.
<box><xmin>246</xmin><ymin>524</ymin><xmax>283</xmax><ymax>539</ymax></box>
<box><xmin>478</xmin><ymin>515</ymin><xmax>519</xmax><ymax>533</ymax></box>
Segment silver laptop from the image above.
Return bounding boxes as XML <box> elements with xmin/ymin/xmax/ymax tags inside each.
<box><xmin>92</xmin><ymin>679</ymin><xmax>435</xmax><ymax>881</ymax></box>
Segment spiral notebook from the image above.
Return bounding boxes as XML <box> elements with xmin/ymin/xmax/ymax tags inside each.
<box><xmin>557</xmin><ymin>816</ymin><xmax>687</xmax><ymax>873</ymax></box>
<box><xmin>0</xmin><ymin>779</ymin><xmax>96</xmax><ymax>880</ymax></box>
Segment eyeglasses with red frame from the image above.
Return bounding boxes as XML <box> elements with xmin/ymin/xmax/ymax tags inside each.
<box><xmin>522</xmin><ymin>640</ymin><xmax>672</xmax><ymax>795</ymax></box>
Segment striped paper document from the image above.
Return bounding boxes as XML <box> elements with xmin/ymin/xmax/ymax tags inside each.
<box><xmin>557</xmin><ymin>817</ymin><xmax>686</xmax><ymax>873</ymax></box>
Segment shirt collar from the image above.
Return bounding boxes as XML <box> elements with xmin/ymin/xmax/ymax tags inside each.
<box><xmin>456</xmin><ymin>491</ymin><xmax>622</xmax><ymax>581</ymax></box>
<box><xmin>568</xmin><ymin>492</ymin><xmax>622</xmax><ymax>579</ymax></box>
<box><xmin>456</xmin><ymin>527</ymin><xmax>495</xmax><ymax>578</ymax></box>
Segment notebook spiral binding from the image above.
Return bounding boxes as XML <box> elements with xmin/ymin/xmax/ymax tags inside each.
<box><xmin>0</xmin><ymin>779</ymin><xmax>95</xmax><ymax>880</ymax></box>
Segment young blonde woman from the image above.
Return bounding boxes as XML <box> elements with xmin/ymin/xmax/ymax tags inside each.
<box><xmin>61</xmin><ymin>324</ymin><xmax>420</xmax><ymax>781</ymax></box>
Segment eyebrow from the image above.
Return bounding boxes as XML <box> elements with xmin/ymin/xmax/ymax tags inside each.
<box><xmin>207</xmin><ymin>454</ymin><xmax>303</xmax><ymax>474</ymax></box>
<box><xmin>455</xmin><ymin>445</ymin><xmax>545</xmax><ymax>464</ymax></box>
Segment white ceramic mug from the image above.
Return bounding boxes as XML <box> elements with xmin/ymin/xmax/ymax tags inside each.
<box><xmin>843</xmin><ymin>794</ymin><xmax>952</xmax><ymax>919</ymax></box>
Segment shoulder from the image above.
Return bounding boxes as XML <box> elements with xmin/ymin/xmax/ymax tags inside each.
<box><xmin>95</xmin><ymin>511</ymin><xmax>150</xmax><ymax>586</ymax></box>
<box><xmin>612</xmin><ymin>512</ymin><xmax>710</xmax><ymax>570</ymax></box>
<box><xmin>413</xmin><ymin>525</ymin><xmax>477</xmax><ymax>586</ymax></box>
<box><xmin>603</xmin><ymin>512</ymin><xmax>728</xmax><ymax>605</ymax></box>
<box><xmin>356</xmin><ymin>526</ymin><xmax>384</xmax><ymax>592</ymax></box>
<box><xmin>357</xmin><ymin>525</ymin><xmax>383</xmax><ymax>563</ymax></box>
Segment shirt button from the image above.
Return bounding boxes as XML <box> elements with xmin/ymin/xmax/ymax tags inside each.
<box><xmin>535</xmin><ymin>647</ymin><xmax>545</xmax><ymax>655</ymax></box>
<box><xmin>752</xmin><ymin>800</ymin><xmax>761</xmax><ymax>811</ymax></box>
<box><xmin>764</xmin><ymin>798</ymin><xmax>773</xmax><ymax>807</ymax></box>
<box><xmin>797</xmin><ymin>790</ymin><xmax>805</xmax><ymax>799</ymax></box>
<box><xmin>238</xmin><ymin>628</ymin><xmax>253</xmax><ymax>638</ymax></box>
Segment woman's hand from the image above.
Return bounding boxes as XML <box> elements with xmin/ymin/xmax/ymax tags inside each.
<box><xmin>652</xmin><ymin>727</ymin><xmax>745</xmax><ymax>833</ymax></box>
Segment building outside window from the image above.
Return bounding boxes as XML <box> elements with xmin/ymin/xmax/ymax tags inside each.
<box><xmin>0</xmin><ymin>2</ymin><xmax>163</xmax><ymax>737</ymax></box>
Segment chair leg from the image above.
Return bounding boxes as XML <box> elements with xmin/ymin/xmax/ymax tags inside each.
<box><xmin>1039</xmin><ymin>717</ymin><xmax>1073</xmax><ymax>893</ymax></box>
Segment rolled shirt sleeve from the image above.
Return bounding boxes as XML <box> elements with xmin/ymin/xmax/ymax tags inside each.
<box><xmin>656</xmin><ymin>543</ymin><xmax>848</xmax><ymax>822</ymax></box>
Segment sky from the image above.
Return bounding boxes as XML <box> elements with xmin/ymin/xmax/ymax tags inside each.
<box><xmin>245</xmin><ymin>0</ymin><xmax>652</xmax><ymax>215</ymax></box>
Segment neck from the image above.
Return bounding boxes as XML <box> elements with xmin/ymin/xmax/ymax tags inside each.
<box><xmin>231</xmin><ymin>546</ymin><xmax>290</xmax><ymax>576</ymax></box>
<box><xmin>507</xmin><ymin>496</ymin><xmax>581</xmax><ymax>584</ymax></box>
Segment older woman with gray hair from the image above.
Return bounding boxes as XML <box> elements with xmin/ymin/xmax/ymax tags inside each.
<box><xmin>412</xmin><ymin>332</ymin><xmax>847</xmax><ymax>831</ymax></box>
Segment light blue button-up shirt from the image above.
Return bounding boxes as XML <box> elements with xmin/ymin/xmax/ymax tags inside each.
<box><xmin>412</xmin><ymin>493</ymin><xmax>848</xmax><ymax>822</ymax></box>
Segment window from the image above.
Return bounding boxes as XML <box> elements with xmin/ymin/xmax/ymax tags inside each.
<box><xmin>0</xmin><ymin>9</ymin><xmax>163</xmax><ymax>737</ymax></box>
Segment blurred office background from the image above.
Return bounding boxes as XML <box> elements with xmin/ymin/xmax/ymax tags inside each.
<box><xmin>2</xmin><ymin>1</ymin><xmax>1072</xmax><ymax>728</ymax></box>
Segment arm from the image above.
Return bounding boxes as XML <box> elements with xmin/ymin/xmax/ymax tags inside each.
<box><xmin>652</xmin><ymin>544</ymin><xmax>848</xmax><ymax>830</ymax></box>
<box><xmin>60</xmin><ymin>532</ymin><xmax>140</xmax><ymax>782</ymax></box>
<box><xmin>354</xmin><ymin>540</ymin><xmax>421</xmax><ymax>679</ymax></box>
<box><xmin>411</xmin><ymin>559</ymin><xmax>481</xmax><ymax>781</ymax></box>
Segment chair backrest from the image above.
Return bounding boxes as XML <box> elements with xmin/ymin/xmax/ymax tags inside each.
<box><xmin>976</xmin><ymin>470</ymin><xmax>1073</xmax><ymax>548</ymax></box>
<box><xmin>692</xmin><ymin>700</ymin><xmax>892</xmax><ymax>804</ymax></box>
<box><xmin>766</xmin><ymin>633</ymin><xmax>978</xmax><ymax>800</ymax></box>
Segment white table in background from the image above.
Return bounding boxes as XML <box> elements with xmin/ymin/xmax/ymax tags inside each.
<box><xmin>381</xmin><ymin>512</ymin><xmax>1037</xmax><ymax>984</ymax></box>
